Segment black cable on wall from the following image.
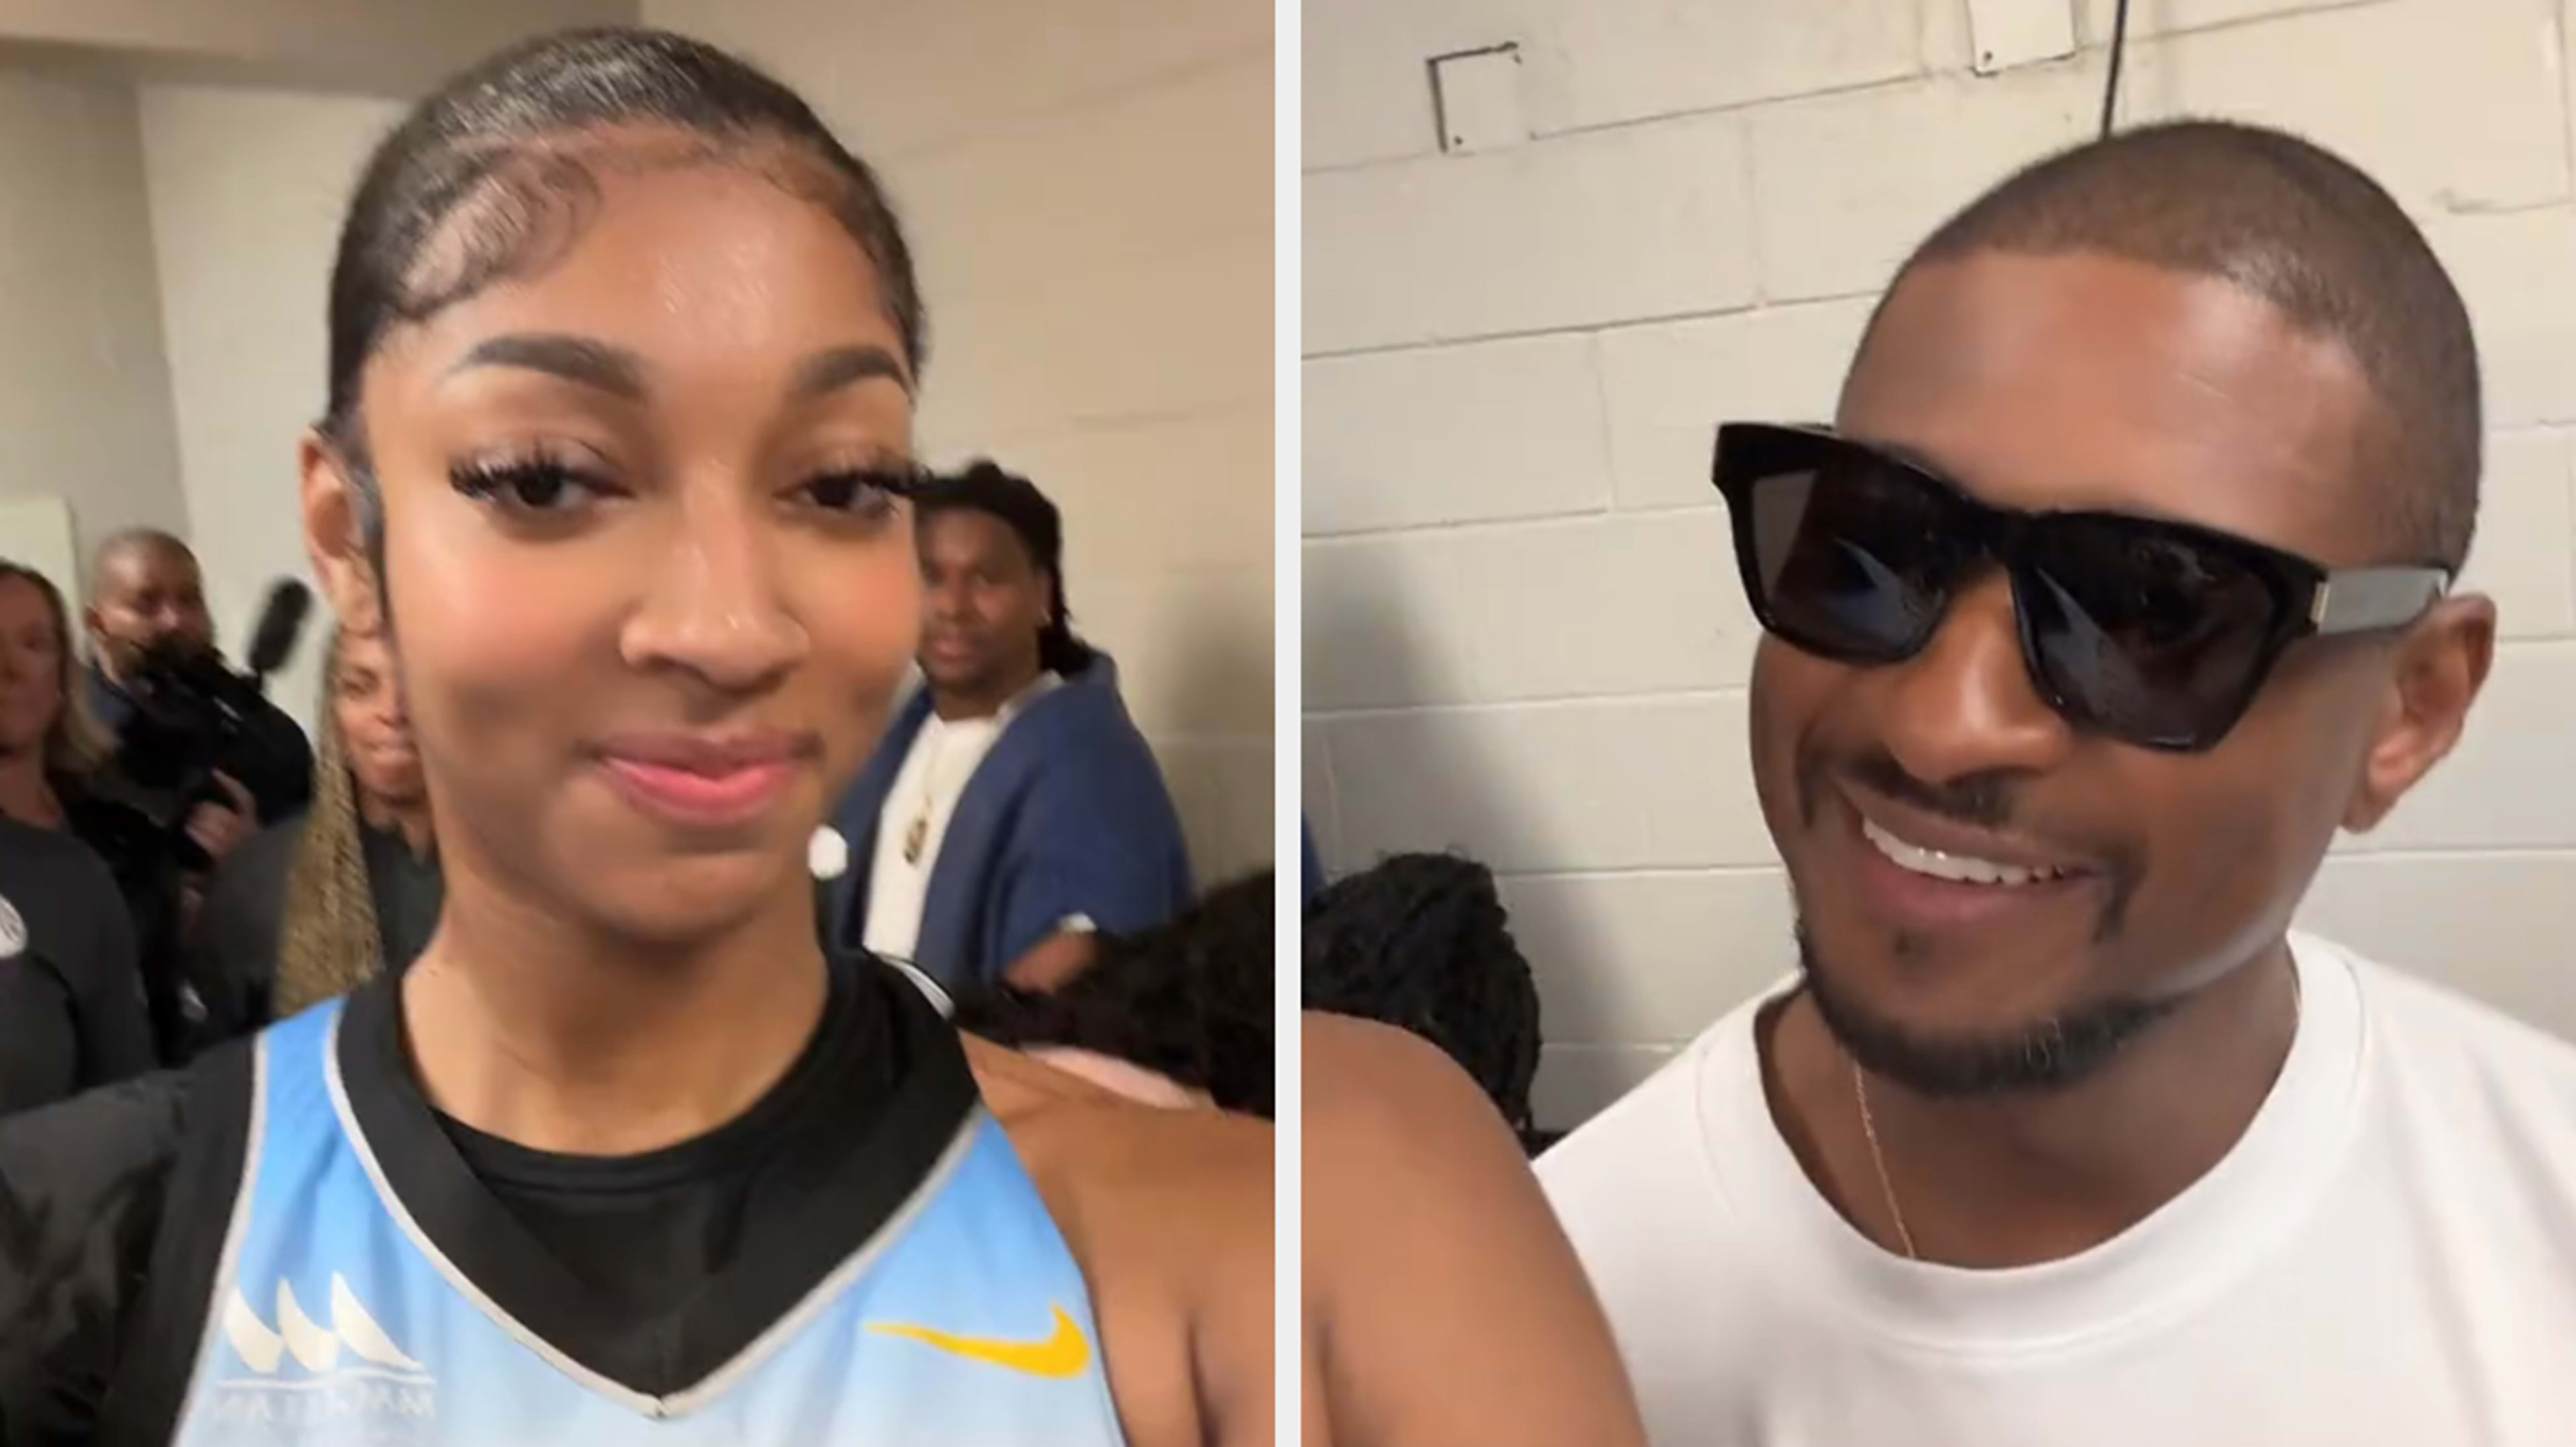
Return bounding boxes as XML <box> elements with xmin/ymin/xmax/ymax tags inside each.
<box><xmin>2101</xmin><ymin>0</ymin><xmax>2134</xmax><ymax>138</ymax></box>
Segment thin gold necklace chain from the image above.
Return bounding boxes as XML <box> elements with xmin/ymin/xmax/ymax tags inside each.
<box><xmin>1849</xmin><ymin>962</ymin><xmax>2305</xmax><ymax>1263</ymax></box>
<box><xmin>1849</xmin><ymin>1060</ymin><xmax>1918</xmax><ymax>1259</ymax></box>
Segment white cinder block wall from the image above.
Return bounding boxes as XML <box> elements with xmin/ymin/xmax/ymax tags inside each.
<box><xmin>140</xmin><ymin>85</ymin><xmax>409</xmax><ymax>733</ymax></box>
<box><xmin>653</xmin><ymin>0</ymin><xmax>1279</xmax><ymax>883</ymax></box>
<box><xmin>0</xmin><ymin>67</ymin><xmax>191</xmax><ymax>578</ymax></box>
<box><xmin>1302</xmin><ymin>0</ymin><xmax>2576</xmax><ymax>1131</ymax></box>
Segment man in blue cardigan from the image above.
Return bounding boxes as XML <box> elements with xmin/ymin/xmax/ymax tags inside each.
<box><xmin>828</xmin><ymin>462</ymin><xmax>1194</xmax><ymax>990</ymax></box>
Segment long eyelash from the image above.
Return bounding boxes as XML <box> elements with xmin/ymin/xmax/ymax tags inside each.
<box><xmin>839</xmin><ymin>464</ymin><xmax>928</xmax><ymax>496</ymax></box>
<box><xmin>803</xmin><ymin>464</ymin><xmax>924</xmax><ymax>513</ymax></box>
<box><xmin>447</xmin><ymin>455</ymin><xmax>590</xmax><ymax>498</ymax></box>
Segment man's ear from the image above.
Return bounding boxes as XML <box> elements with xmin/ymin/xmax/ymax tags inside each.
<box><xmin>2343</xmin><ymin>594</ymin><xmax>2496</xmax><ymax>833</ymax></box>
<box><xmin>301</xmin><ymin>430</ymin><xmax>382</xmax><ymax>637</ymax></box>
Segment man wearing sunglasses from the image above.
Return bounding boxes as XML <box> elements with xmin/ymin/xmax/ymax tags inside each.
<box><xmin>1538</xmin><ymin>119</ymin><xmax>2576</xmax><ymax>1443</ymax></box>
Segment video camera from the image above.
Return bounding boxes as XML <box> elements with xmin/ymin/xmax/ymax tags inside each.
<box><xmin>105</xmin><ymin>580</ymin><xmax>311</xmax><ymax>871</ymax></box>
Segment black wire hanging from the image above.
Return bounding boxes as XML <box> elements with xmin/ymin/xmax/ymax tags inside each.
<box><xmin>2100</xmin><ymin>0</ymin><xmax>2133</xmax><ymax>138</ymax></box>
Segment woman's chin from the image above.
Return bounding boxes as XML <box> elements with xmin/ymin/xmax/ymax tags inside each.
<box><xmin>576</xmin><ymin>852</ymin><xmax>810</xmax><ymax>947</ymax></box>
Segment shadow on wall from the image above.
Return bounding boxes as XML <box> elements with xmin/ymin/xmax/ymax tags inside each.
<box><xmin>1146</xmin><ymin>582</ymin><xmax>1275</xmax><ymax>887</ymax></box>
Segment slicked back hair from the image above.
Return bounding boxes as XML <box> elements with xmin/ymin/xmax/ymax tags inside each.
<box><xmin>319</xmin><ymin>26</ymin><xmax>924</xmax><ymax>557</ymax></box>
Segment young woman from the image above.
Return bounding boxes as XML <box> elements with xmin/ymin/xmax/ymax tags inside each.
<box><xmin>0</xmin><ymin>28</ymin><xmax>1268</xmax><ymax>1446</ymax></box>
<box><xmin>0</xmin><ymin>563</ymin><xmax>156</xmax><ymax>1112</ymax></box>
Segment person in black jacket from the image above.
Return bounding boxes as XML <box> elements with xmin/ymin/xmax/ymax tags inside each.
<box><xmin>0</xmin><ymin>560</ymin><xmax>193</xmax><ymax>1065</ymax></box>
<box><xmin>0</xmin><ymin>563</ymin><xmax>156</xmax><ymax>1112</ymax></box>
<box><xmin>0</xmin><ymin>816</ymin><xmax>155</xmax><ymax>1117</ymax></box>
<box><xmin>191</xmin><ymin>626</ymin><xmax>437</xmax><ymax>1043</ymax></box>
<box><xmin>80</xmin><ymin>528</ymin><xmax>313</xmax><ymax>845</ymax></box>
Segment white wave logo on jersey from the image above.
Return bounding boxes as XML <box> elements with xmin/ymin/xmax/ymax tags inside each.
<box><xmin>203</xmin><ymin>1277</ymin><xmax>435</xmax><ymax>1440</ymax></box>
<box><xmin>223</xmin><ymin>1275</ymin><xmax>427</xmax><ymax>1380</ymax></box>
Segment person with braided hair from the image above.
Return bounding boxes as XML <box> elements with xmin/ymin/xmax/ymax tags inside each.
<box><xmin>1301</xmin><ymin>852</ymin><xmax>1541</xmax><ymax>1140</ymax></box>
<box><xmin>1300</xmin><ymin>1013</ymin><xmax>1646</xmax><ymax>1447</ymax></box>
<box><xmin>189</xmin><ymin>626</ymin><xmax>439</xmax><ymax>1045</ymax></box>
<box><xmin>956</xmin><ymin>869</ymin><xmax>1275</xmax><ymax>1119</ymax></box>
<box><xmin>1298</xmin><ymin>854</ymin><xmax>1645</xmax><ymax>1444</ymax></box>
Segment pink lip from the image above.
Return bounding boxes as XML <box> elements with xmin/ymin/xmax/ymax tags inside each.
<box><xmin>600</xmin><ymin>757</ymin><xmax>797</xmax><ymax>827</ymax></box>
<box><xmin>591</xmin><ymin>731</ymin><xmax>815</xmax><ymax>828</ymax></box>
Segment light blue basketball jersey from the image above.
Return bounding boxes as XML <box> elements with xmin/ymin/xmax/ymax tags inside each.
<box><xmin>170</xmin><ymin>1000</ymin><xmax>1129</xmax><ymax>1446</ymax></box>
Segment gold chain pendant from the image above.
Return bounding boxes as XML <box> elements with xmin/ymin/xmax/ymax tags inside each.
<box><xmin>902</xmin><ymin>812</ymin><xmax>930</xmax><ymax>865</ymax></box>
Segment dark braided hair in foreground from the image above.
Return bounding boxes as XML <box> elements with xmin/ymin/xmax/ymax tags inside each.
<box><xmin>1304</xmin><ymin>853</ymin><xmax>1541</xmax><ymax>1138</ymax></box>
<box><xmin>953</xmin><ymin>871</ymin><xmax>1273</xmax><ymax>1118</ymax></box>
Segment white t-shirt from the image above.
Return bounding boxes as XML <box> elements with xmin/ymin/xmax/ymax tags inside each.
<box><xmin>862</xmin><ymin>674</ymin><xmax>1058</xmax><ymax>965</ymax></box>
<box><xmin>1537</xmin><ymin>934</ymin><xmax>2576</xmax><ymax>1447</ymax></box>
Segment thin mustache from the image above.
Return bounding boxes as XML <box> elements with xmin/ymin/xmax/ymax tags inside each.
<box><xmin>1807</xmin><ymin>748</ymin><xmax>2023</xmax><ymax>833</ymax></box>
<box><xmin>1798</xmin><ymin>743</ymin><xmax>2144</xmax><ymax>944</ymax></box>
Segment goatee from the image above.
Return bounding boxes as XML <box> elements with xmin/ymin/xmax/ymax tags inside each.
<box><xmin>1798</xmin><ymin>923</ymin><xmax>2178</xmax><ymax>1099</ymax></box>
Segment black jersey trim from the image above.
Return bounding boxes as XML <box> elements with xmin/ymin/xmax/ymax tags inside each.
<box><xmin>655</xmin><ymin>1109</ymin><xmax>981</xmax><ymax>1417</ymax></box>
<box><xmin>172</xmin><ymin>1032</ymin><xmax>268</xmax><ymax>1411</ymax></box>
<box><xmin>327</xmin><ymin>957</ymin><xmax>981</xmax><ymax>1411</ymax></box>
<box><xmin>93</xmin><ymin>1038</ymin><xmax>260</xmax><ymax>1447</ymax></box>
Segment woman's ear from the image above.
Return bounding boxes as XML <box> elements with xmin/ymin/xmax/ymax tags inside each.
<box><xmin>301</xmin><ymin>430</ymin><xmax>383</xmax><ymax>637</ymax></box>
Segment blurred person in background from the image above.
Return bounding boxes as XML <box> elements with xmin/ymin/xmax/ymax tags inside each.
<box><xmin>955</xmin><ymin>869</ymin><xmax>1274</xmax><ymax>1116</ymax></box>
<box><xmin>1303</xmin><ymin>852</ymin><xmax>1541</xmax><ymax>1146</ymax></box>
<box><xmin>0</xmin><ymin>561</ymin><xmax>156</xmax><ymax>1114</ymax></box>
<box><xmin>82</xmin><ymin>529</ymin><xmax>313</xmax><ymax>838</ymax></box>
<box><xmin>0</xmin><ymin>816</ymin><xmax>155</xmax><ymax>1116</ymax></box>
<box><xmin>1302</xmin><ymin>1013</ymin><xmax>1646</xmax><ymax>1447</ymax></box>
<box><xmin>191</xmin><ymin>625</ymin><xmax>439</xmax><ymax>1043</ymax></box>
<box><xmin>828</xmin><ymin>462</ymin><xmax>1193</xmax><ymax>992</ymax></box>
<box><xmin>0</xmin><ymin>559</ymin><xmax>193</xmax><ymax>1066</ymax></box>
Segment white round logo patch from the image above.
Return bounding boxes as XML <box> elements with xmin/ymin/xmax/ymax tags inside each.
<box><xmin>0</xmin><ymin>894</ymin><xmax>24</xmax><ymax>959</ymax></box>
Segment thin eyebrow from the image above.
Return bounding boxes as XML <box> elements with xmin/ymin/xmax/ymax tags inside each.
<box><xmin>448</xmin><ymin>333</ymin><xmax>647</xmax><ymax>400</ymax></box>
<box><xmin>790</xmin><ymin>344</ymin><xmax>912</xmax><ymax>400</ymax></box>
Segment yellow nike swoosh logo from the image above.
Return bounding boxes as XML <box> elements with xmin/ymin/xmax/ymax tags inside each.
<box><xmin>866</xmin><ymin>1303</ymin><xmax>1093</xmax><ymax>1379</ymax></box>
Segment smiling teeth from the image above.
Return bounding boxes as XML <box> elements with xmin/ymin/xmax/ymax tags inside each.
<box><xmin>1862</xmin><ymin>817</ymin><xmax>2064</xmax><ymax>888</ymax></box>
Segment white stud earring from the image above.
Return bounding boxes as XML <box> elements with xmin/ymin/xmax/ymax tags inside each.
<box><xmin>808</xmin><ymin>826</ymin><xmax>849</xmax><ymax>879</ymax></box>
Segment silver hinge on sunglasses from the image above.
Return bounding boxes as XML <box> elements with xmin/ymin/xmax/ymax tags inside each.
<box><xmin>2310</xmin><ymin>568</ymin><xmax>2453</xmax><ymax>633</ymax></box>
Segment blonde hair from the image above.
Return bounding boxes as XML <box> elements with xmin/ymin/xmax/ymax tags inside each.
<box><xmin>274</xmin><ymin>628</ymin><xmax>390</xmax><ymax>1015</ymax></box>
<box><xmin>0</xmin><ymin>560</ymin><xmax>111</xmax><ymax>786</ymax></box>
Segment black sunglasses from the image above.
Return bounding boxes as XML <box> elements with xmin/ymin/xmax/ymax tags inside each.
<box><xmin>1711</xmin><ymin>423</ymin><xmax>2451</xmax><ymax>752</ymax></box>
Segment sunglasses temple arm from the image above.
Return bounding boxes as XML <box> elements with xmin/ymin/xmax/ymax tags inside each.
<box><xmin>2310</xmin><ymin>567</ymin><xmax>2452</xmax><ymax>635</ymax></box>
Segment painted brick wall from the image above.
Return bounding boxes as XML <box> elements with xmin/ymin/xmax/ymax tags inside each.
<box><xmin>1301</xmin><ymin>0</ymin><xmax>2576</xmax><ymax>1130</ymax></box>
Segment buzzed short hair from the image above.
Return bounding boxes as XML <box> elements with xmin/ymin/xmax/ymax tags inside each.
<box><xmin>1856</xmin><ymin>119</ymin><xmax>2479</xmax><ymax>569</ymax></box>
<box><xmin>89</xmin><ymin>527</ymin><xmax>197</xmax><ymax>595</ymax></box>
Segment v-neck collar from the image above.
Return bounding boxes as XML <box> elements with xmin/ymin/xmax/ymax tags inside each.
<box><xmin>327</xmin><ymin>956</ymin><xmax>979</xmax><ymax>1409</ymax></box>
